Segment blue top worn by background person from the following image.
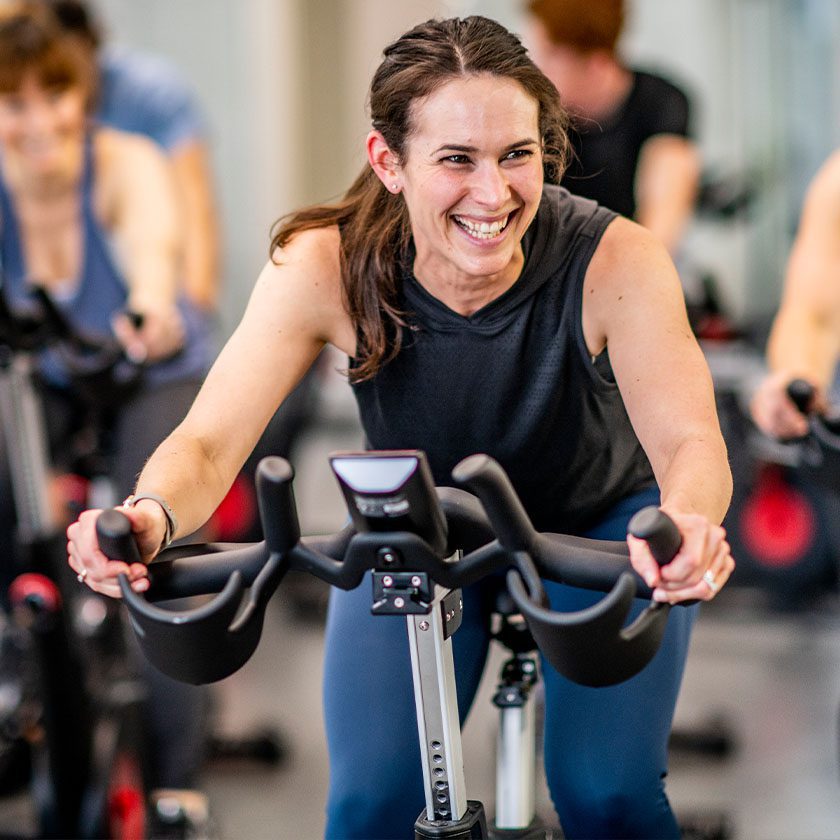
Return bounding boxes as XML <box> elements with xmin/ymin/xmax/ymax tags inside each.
<box><xmin>96</xmin><ymin>44</ymin><xmax>206</xmax><ymax>153</ymax></box>
<box><xmin>0</xmin><ymin>138</ymin><xmax>211</xmax><ymax>389</ymax></box>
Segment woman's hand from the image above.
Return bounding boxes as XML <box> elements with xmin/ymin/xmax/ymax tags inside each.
<box><xmin>112</xmin><ymin>304</ymin><xmax>185</xmax><ymax>364</ymax></box>
<box><xmin>66</xmin><ymin>501</ymin><xmax>167</xmax><ymax>598</ymax></box>
<box><xmin>627</xmin><ymin>510</ymin><xmax>734</xmax><ymax>604</ymax></box>
<box><xmin>750</xmin><ymin>372</ymin><xmax>822</xmax><ymax>439</ymax></box>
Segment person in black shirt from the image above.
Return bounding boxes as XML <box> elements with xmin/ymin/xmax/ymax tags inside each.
<box><xmin>67</xmin><ymin>16</ymin><xmax>733</xmax><ymax>839</ymax></box>
<box><xmin>526</xmin><ymin>0</ymin><xmax>700</xmax><ymax>256</ymax></box>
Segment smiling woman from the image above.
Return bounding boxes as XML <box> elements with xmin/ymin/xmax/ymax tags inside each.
<box><xmin>366</xmin><ymin>75</ymin><xmax>544</xmax><ymax>309</ymax></box>
<box><xmin>66</xmin><ymin>14</ymin><xmax>733</xmax><ymax>840</ymax></box>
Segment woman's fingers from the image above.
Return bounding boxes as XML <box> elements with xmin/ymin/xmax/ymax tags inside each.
<box><xmin>637</xmin><ymin>510</ymin><xmax>734</xmax><ymax>604</ymax></box>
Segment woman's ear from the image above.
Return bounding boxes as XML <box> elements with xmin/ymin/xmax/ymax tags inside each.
<box><xmin>366</xmin><ymin>130</ymin><xmax>402</xmax><ymax>194</ymax></box>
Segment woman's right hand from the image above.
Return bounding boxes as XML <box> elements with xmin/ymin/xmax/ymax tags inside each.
<box><xmin>750</xmin><ymin>372</ymin><xmax>823</xmax><ymax>439</ymax></box>
<box><xmin>66</xmin><ymin>501</ymin><xmax>167</xmax><ymax>598</ymax></box>
<box><xmin>112</xmin><ymin>304</ymin><xmax>186</xmax><ymax>364</ymax></box>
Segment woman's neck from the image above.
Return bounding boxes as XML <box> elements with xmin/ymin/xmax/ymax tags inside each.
<box><xmin>2</xmin><ymin>141</ymin><xmax>85</xmax><ymax>206</ymax></box>
<box><xmin>579</xmin><ymin>61</ymin><xmax>634</xmax><ymax>123</ymax></box>
<box><xmin>413</xmin><ymin>248</ymin><xmax>524</xmax><ymax>317</ymax></box>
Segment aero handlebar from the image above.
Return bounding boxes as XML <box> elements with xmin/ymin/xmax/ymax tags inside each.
<box><xmin>97</xmin><ymin>451</ymin><xmax>688</xmax><ymax>688</ymax></box>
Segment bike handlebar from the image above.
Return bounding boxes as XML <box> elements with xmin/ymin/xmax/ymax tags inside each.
<box><xmin>96</xmin><ymin>453</ymin><xmax>687</xmax><ymax>688</ymax></box>
<box><xmin>782</xmin><ymin>379</ymin><xmax>840</xmax><ymax>494</ymax></box>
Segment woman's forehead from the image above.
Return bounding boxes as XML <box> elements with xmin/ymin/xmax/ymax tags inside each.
<box><xmin>408</xmin><ymin>75</ymin><xmax>540</xmax><ymax>144</ymax></box>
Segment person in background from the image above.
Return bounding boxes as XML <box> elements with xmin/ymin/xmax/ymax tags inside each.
<box><xmin>0</xmin><ymin>3</ymin><xmax>211</xmax><ymax>795</ymax></box>
<box><xmin>45</xmin><ymin>0</ymin><xmax>220</xmax><ymax>315</ymax></box>
<box><xmin>525</xmin><ymin>0</ymin><xmax>701</xmax><ymax>257</ymax></box>
<box><xmin>68</xmin><ymin>15</ymin><xmax>733</xmax><ymax>839</ymax></box>
<box><xmin>750</xmin><ymin>149</ymin><xmax>840</xmax><ymax>438</ymax></box>
<box><xmin>46</xmin><ymin>0</ymin><xmax>318</xmax><ymax>539</ymax></box>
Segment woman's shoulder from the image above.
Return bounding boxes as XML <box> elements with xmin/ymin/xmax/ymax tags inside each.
<box><xmin>589</xmin><ymin>215</ymin><xmax>676</xmax><ymax>299</ymax></box>
<box><xmin>271</xmin><ymin>224</ymin><xmax>342</xmax><ymax>278</ymax></box>
<box><xmin>259</xmin><ymin>224</ymin><xmax>353</xmax><ymax>352</ymax></box>
<box><xmin>94</xmin><ymin>126</ymin><xmax>170</xmax><ymax>170</ymax></box>
<box><xmin>92</xmin><ymin>127</ymin><xmax>174</xmax><ymax>222</ymax></box>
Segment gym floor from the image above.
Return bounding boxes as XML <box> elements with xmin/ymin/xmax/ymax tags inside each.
<box><xmin>199</xmin><ymin>390</ymin><xmax>840</xmax><ymax>840</ymax></box>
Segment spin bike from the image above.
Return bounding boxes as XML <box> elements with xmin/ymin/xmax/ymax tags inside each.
<box><xmin>96</xmin><ymin>449</ymin><xmax>690</xmax><ymax>839</ymax></box>
<box><xmin>0</xmin><ymin>283</ymin><xmax>149</xmax><ymax>838</ymax></box>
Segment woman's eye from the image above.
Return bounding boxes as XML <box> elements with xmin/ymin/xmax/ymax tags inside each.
<box><xmin>503</xmin><ymin>149</ymin><xmax>534</xmax><ymax>162</ymax></box>
<box><xmin>442</xmin><ymin>154</ymin><xmax>471</xmax><ymax>165</ymax></box>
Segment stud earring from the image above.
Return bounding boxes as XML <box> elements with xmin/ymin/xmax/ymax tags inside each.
<box><xmin>391</xmin><ymin>183</ymin><xmax>399</xmax><ymax>193</ymax></box>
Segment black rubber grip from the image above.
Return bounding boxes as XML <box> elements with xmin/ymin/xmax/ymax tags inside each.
<box><xmin>96</xmin><ymin>508</ymin><xmax>143</xmax><ymax>565</ymax></box>
<box><xmin>125</xmin><ymin>310</ymin><xmax>145</xmax><ymax>329</ymax></box>
<box><xmin>787</xmin><ymin>379</ymin><xmax>815</xmax><ymax>415</ymax></box>
<box><xmin>627</xmin><ymin>506</ymin><xmax>682</xmax><ymax>567</ymax></box>
<box><xmin>451</xmin><ymin>454</ymin><xmax>536</xmax><ymax>551</ymax></box>
<box><xmin>255</xmin><ymin>456</ymin><xmax>301</xmax><ymax>554</ymax></box>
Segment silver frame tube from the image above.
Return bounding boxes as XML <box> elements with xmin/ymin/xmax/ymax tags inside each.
<box><xmin>406</xmin><ymin>582</ymin><xmax>468</xmax><ymax>823</ymax></box>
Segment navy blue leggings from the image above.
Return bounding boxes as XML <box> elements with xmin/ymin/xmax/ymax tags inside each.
<box><xmin>322</xmin><ymin>488</ymin><xmax>698</xmax><ymax>839</ymax></box>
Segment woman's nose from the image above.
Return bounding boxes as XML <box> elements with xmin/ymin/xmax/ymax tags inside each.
<box><xmin>469</xmin><ymin>163</ymin><xmax>510</xmax><ymax>208</ymax></box>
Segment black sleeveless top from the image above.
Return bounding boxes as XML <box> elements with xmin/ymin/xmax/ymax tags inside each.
<box><xmin>350</xmin><ymin>185</ymin><xmax>655</xmax><ymax>534</ymax></box>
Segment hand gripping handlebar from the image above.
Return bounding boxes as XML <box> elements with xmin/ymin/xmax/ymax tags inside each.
<box><xmin>0</xmin><ymin>283</ymin><xmax>144</xmax><ymax>406</ymax></box>
<box><xmin>96</xmin><ymin>453</ymin><xmax>687</xmax><ymax>688</ymax></box>
<box><xmin>785</xmin><ymin>379</ymin><xmax>840</xmax><ymax>495</ymax></box>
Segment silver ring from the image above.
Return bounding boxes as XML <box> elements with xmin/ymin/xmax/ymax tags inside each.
<box><xmin>77</xmin><ymin>568</ymin><xmax>88</xmax><ymax>584</ymax></box>
<box><xmin>702</xmin><ymin>569</ymin><xmax>719</xmax><ymax>594</ymax></box>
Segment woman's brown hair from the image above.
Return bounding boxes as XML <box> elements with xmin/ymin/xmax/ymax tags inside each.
<box><xmin>0</xmin><ymin>2</ymin><xmax>96</xmax><ymax>106</ymax></box>
<box><xmin>270</xmin><ymin>15</ymin><xmax>570</xmax><ymax>382</ymax></box>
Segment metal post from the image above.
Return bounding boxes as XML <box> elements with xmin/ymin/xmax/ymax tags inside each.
<box><xmin>0</xmin><ymin>350</ymin><xmax>54</xmax><ymax>540</ymax></box>
<box><xmin>495</xmin><ymin>691</ymin><xmax>536</xmax><ymax>828</ymax></box>
<box><xmin>406</xmin><ymin>583</ymin><xmax>467</xmax><ymax>823</ymax></box>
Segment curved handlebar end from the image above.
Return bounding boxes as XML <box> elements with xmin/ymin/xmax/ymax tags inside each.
<box><xmin>255</xmin><ymin>456</ymin><xmax>301</xmax><ymax>554</ymax></box>
<box><xmin>96</xmin><ymin>508</ymin><xmax>143</xmax><ymax>566</ymax></box>
<box><xmin>787</xmin><ymin>379</ymin><xmax>815</xmax><ymax>415</ymax></box>
<box><xmin>451</xmin><ymin>454</ymin><xmax>536</xmax><ymax>551</ymax></box>
<box><xmin>627</xmin><ymin>507</ymin><xmax>682</xmax><ymax>568</ymax></box>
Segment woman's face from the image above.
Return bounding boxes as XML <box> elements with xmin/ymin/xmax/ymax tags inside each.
<box><xmin>397</xmin><ymin>74</ymin><xmax>544</xmax><ymax>290</ymax></box>
<box><xmin>0</xmin><ymin>71</ymin><xmax>87</xmax><ymax>179</ymax></box>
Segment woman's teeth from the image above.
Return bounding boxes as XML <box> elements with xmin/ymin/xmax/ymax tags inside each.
<box><xmin>454</xmin><ymin>215</ymin><xmax>509</xmax><ymax>239</ymax></box>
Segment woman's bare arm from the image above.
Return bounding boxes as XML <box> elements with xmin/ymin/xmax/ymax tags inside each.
<box><xmin>67</xmin><ymin>226</ymin><xmax>353</xmax><ymax>595</ymax></box>
<box><xmin>583</xmin><ymin>217</ymin><xmax>733</xmax><ymax>601</ymax></box>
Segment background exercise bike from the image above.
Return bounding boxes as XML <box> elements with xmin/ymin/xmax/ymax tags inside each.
<box><xmin>0</xmin><ymin>282</ymin><xmax>151</xmax><ymax>839</ymax></box>
<box><xmin>96</xmin><ymin>449</ymin><xmax>692</xmax><ymax>839</ymax></box>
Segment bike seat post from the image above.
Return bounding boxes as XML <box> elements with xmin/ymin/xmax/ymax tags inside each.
<box><xmin>491</xmin><ymin>606</ymin><xmax>540</xmax><ymax>834</ymax></box>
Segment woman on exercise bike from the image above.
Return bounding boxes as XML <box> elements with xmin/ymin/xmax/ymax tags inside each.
<box><xmin>68</xmin><ymin>15</ymin><xmax>734</xmax><ymax>839</ymax></box>
<box><xmin>0</xmin><ymin>2</ymin><xmax>211</xmax><ymax>795</ymax></box>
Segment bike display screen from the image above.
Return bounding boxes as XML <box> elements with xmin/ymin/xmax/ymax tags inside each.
<box><xmin>329</xmin><ymin>450</ymin><xmax>448</xmax><ymax>556</ymax></box>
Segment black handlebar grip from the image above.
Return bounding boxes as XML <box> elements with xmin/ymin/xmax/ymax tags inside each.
<box><xmin>125</xmin><ymin>310</ymin><xmax>145</xmax><ymax>329</ymax></box>
<box><xmin>451</xmin><ymin>454</ymin><xmax>536</xmax><ymax>551</ymax></box>
<box><xmin>627</xmin><ymin>506</ymin><xmax>682</xmax><ymax>567</ymax></box>
<box><xmin>96</xmin><ymin>508</ymin><xmax>143</xmax><ymax>565</ymax></box>
<box><xmin>255</xmin><ymin>456</ymin><xmax>301</xmax><ymax>554</ymax></box>
<box><xmin>786</xmin><ymin>378</ymin><xmax>815</xmax><ymax>415</ymax></box>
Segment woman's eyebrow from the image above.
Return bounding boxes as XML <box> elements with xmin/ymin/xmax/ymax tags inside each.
<box><xmin>431</xmin><ymin>138</ymin><xmax>540</xmax><ymax>155</ymax></box>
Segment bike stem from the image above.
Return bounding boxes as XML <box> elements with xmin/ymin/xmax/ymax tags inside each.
<box><xmin>371</xmin><ymin>553</ymin><xmax>488</xmax><ymax>839</ymax></box>
<box><xmin>407</xmin><ymin>581</ymin><xmax>468</xmax><ymax>823</ymax></box>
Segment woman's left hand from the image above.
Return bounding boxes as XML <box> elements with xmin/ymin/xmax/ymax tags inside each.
<box><xmin>112</xmin><ymin>304</ymin><xmax>185</xmax><ymax>364</ymax></box>
<box><xmin>627</xmin><ymin>510</ymin><xmax>734</xmax><ymax>604</ymax></box>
